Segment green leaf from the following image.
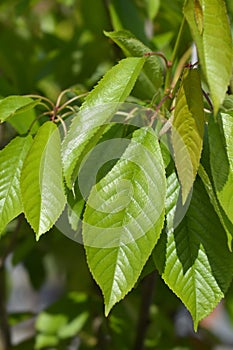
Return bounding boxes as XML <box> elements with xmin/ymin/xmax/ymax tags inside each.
<box><xmin>172</xmin><ymin>68</ymin><xmax>204</xmax><ymax>203</ymax></box>
<box><xmin>7</xmin><ymin>108</ymin><xmax>39</xmax><ymax>135</ymax></box>
<box><xmin>62</xmin><ymin>57</ymin><xmax>145</xmax><ymax>189</ymax></box>
<box><xmin>83</xmin><ymin>127</ymin><xmax>166</xmax><ymax>315</ymax></box>
<box><xmin>35</xmin><ymin>334</ymin><xmax>58</xmax><ymax>350</ymax></box>
<box><xmin>194</xmin><ymin>0</ymin><xmax>204</xmax><ymax>35</ymax></box>
<box><xmin>0</xmin><ymin>136</ymin><xmax>33</xmax><ymax>234</ymax></box>
<box><xmin>208</xmin><ymin>115</ymin><xmax>233</xmax><ymax>228</ymax></box>
<box><xmin>0</xmin><ymin>95</ymin><xmax>40</xmax><ymax>123</ymax></box>
<box><xmin>145</xmin><ymin>0</ymin><xmax>160</xmax><ymax>20</ymax></box>
<box><xmin>154</xmin><ymin>174</ymin><xmax>233</xmax><ymax>330</ymax></box>
<box><xmin>35</xmin><ymin>291</ymin><xmax>89</xmax><ymax>349</ymax></box>
<box><xmin>198</xmin><ymin>164</ymin><xmax>233</xmax><ymax>250</ymax></box>
<box><xmin>36</xmin><ymin>313</ymin><xmax>67</xmax><ymax>335</ymax></box>
<box><xmin>58</xmin><ymin>313</ymin><xmax>89</xmax><ymax>338</ymax></box>
<box><xmin>184</xmin><ymin>0</ymin><xmax>233</xmax><ymax>114</ymax></box>
<box><xmin>66</xmin><ymin>122</ymin><xmax>129</xmax><ymax>231</ymax></box>
<box><xmin>104</xmin><ymin>30</ymin><xmax>163</xmax><ymax>98</ymax></box>
<box><xmin>221</xmin><ymin>111</ymin><xmax>233</xmax><ymax>171</ymax></box>
<box><xmin>21</xmin><ymin>121</ymin><xmax>66</xmax><ymax>239</ymax></box>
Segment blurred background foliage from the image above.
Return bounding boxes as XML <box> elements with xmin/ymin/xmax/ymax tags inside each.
<box><xmin>1</xmin><ymin>0</ymin><xmax>233</xmax><ymax>349</ymax></box>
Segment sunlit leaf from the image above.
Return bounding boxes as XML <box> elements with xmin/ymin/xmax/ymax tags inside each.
<box><xmin>184</xmin><ymin>0</ymin><xmax>233</xmax><ymax>114</ymax></box>
<box><xmin>21</xmin><ymin>121</ymin><xmax>66</xmax><ymax>239</ymax></box>
<box><xmin>62</xmin><ymin>57</ymin><xmax>145</xmax><ymax>188</ymax></box>
<box><xmin>172</xmin><ymin>68</ymin><xmax>204</xmax><ymax>203</ymax></box>
<box><xmin>154</xmin><ymin>173</ymin><xmax>233</xmax><ymax>330</ymax></box>
<box><xmin>104</xmin><ymin>30</ymin><xmax>163</xmax><ymax>98</ymax></box>
<box><xmin>83</xmin><ymin>127</ymin><xmax>166</xmax><ymax>315</ymax></box>
<box><xmin>0</xmin><ymin>136</ymin><xmax>32</xmax><ymax>234</ymax></box>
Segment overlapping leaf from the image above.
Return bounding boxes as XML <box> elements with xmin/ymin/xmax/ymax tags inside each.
<box><xmin>21</xmin><ymin>121</ymin><xmax>66</xmax><ymax>239</ymax></box>
<box><xmin>172</xmin><ymin>68</ymin><xmax>204</xmax><ymax>203</ymax></box>
<box><xmin>104</xmin><ymin>30</ymin><xmax>163</xmax><ymax>98</ymax></box>
<box><xmin>154</xmin><ymin>173</ymin><xmax>233</xmax><ymax>329</ymax></box>
<box><xmin>62</xmin><ymin>57</ymin><xmax>145</xmax><ymax>189</ymax></box>
<box><xmin>221</xmin><ymin>112</ymin><xmax>233</xmax><ymax>170</ymax></box>
<box><xmin>184</xmin><ymin>0</ymin><xmax>233</xmax><ymax>114</ymax></box>
<box><xmin>198</xmin><ymin>164</ymin><xmax>233</xmax><ymax>250</ymax></box>
<box><xmin>0</xmin><ymin>136</ymin><xmax>33</xmax><ymax>234</ymax></box>
<box><xmin>83</xmin><ymin>127</ymin><xmax>166</xmax><ymax>315</ymax></box>
<box><xmin>208</xmin><ymin>116</ymin><xmax>233</xmax><ymax>227</ymax></box>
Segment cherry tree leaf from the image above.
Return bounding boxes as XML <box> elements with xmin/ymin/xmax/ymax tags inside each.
<box><xmin>0</xmin><ymin>95</ymin><xmax>40</xmax><ymax>122</ymax></box>
<box><xmin>209</xmin><ymin>115</ymin><xmax>233</xmax><ymax>229</ymax></box>
<box><xmin>104</xmin><ymin>30</ymin><xmax>163</xmax><ymax>98</ymax></box>
<box><xmin>83</xmin><ymin>127</ymin><xmax>166</xmax><ymax>315</ymax></box>
<box><xmin>62</xmin><ymin>57</ymin><xmax>145</xmax><ymax>189</ymax></box>
<box><xmin>184</xmin><ymin>0</ymin><xmax>233</xmax><ymax>114</ymax></box>
<box><xmin>198</xmin><ymin>164</ymin><xmax>233</xmax><ymax>250</ymax></box>
<box><xmin>21</xmin><ymin>121</ymin><xmax>66</xmax><ymax>239</ymax></box>
<box><xmin>154</xmin><ymin>173</ymin><xmax>233</xmax><ymax>330</ymax></box>
<box><xmin>221</xmin><ymin>111</ymin><xmax>233</xmax><ymax>171</ymax></box>
<box><xmin>0</xmin><ymin>136</ymin><xmax>33</xmax><ymax>234</ymax></box>
<box><xmin>172</xmin><ymin>68</ymin><xmax>204</xmax><ymax>203</ymax></box>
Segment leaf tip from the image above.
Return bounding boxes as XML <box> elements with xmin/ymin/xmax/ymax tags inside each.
<box><xmin>193</xmin><ymin>319</ymin><xmax>199</xmax><ymax>332</ymax></box>
<box><xmin>104</xmin><ymin>306</ymin><xmax>111</xmax><ymax>317</ymax></box>
<box><xmin>227</xmin><ymin>236</ymin><xmax>233</xmax><ymax>252</ymax></box>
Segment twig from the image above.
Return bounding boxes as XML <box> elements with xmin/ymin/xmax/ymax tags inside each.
<box><xmin>144</xmin><ymin>52</ymin><xmax>172</xmax><ymax>68</ymax></box>
<box><xmin>202</xmin><ymin>88</ymin><xmax>213</xmax><ymax>111</ymax></box>
<box><xmin>133</xmin><ymin>272</ymin><xmax>157</xmax><ymax>350</ymax></box>
<box><xmin>149</xmin><ymin>94</ymin><xmax>171</xmax><ymax>127</ymax></box>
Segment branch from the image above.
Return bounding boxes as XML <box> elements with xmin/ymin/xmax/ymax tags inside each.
<box><xmin>133</xmin><ymin>272</ymin><xmax>157</xmax><ymax>350</ymax></box>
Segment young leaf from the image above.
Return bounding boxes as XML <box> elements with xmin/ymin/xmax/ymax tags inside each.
<box><xmin>208</xmin><ymin>116</ymin><xmax>233</xmax><ymax>227</ymax></box>
<box><xmin>21</xmin><ymin>121</ymin><xmax>66</xmax><ymax>239</ymax></box>
<box><xmin>172</xmin><ymin>68</ymin><xmax>204</xmax><ymax>203</ymax></box>
<box><xmin>184</xmin><ymin>0</ymin><xmax>233</xmax><ymax>114</ymax></box>
<box><xmin>83</xmin><ymin>127</ymin><xmax>166</xmax><ymax>316</ymax></box>
<box><xmin>0</xmin><ymin>95</ymin><xmax>40</xmax><ymax>123</ymax></box>
<box><xmin>154</xmin><ymin>174</ymin><xmax>233</xmax><ymax>330</ymax></box>
<box><xmin>0</xmin><ymin>136</ymin><xmax>33</xmax><ymax>234</ymax></box>
<box><xmin>104</xmin><ymin>30</ymin><xmax>163</xmax><ymax>98</ymax></box>
<box><xmin>62</xmin><ymin>57</ymin><xmax>145</xmax><ymax>189</ymax></box>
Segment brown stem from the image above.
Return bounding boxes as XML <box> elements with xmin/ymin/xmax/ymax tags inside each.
<box><xmin>202</xmin><ymin>88</ymin><xmax>213</xmax><ymax>111</ymax></box>
<box><xmin>149</xmin><ymin>94</ymin><xmax>171</xmax><ymax>126</ymax></box>
<box><xmin>133</xmin><ymin>272</ymin><xmax>157</xmax><ymax>350</ymax></box>
<box><xmin>144</xmin><ymin>52</ymin><xmax>172</xmax><ymax>68</ymax></box>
